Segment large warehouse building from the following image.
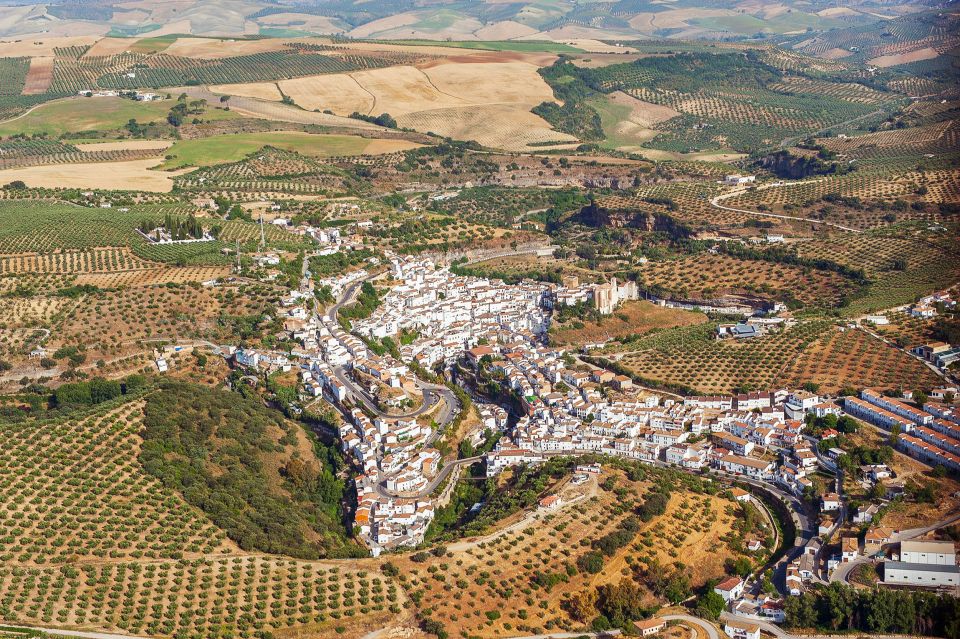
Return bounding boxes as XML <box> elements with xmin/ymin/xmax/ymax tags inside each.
<box><xmin>884</xmin><ymin>540</ymin><xmax>958</xmax><ymax>588</ymax></box>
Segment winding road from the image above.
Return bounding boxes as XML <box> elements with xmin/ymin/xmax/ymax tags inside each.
<box><xmin>316</xmin><ymin>262</ymin><xmax>462</xmax><ymax>499</ymax></box>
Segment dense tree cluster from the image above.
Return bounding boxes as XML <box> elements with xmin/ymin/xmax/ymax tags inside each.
<box><xmin>53</xmin><ymin>374</ymin><xmax>145</xmax><ymax>409</ymax></box>
<box><xmin>786</xmin><ymin>582</ymin><xmax>960</xmax><ymax>637</ymax></box>
<box><xmin>139</xmin><ymin>382</ymin><xmax>362</xmax><ymax>559</ymax></box>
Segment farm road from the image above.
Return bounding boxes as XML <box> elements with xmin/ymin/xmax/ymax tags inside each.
<box><xmin>0</xmin><ymin>624</ymin><xmax>149</xmax><ymax>639</ymax></box>
<box><xmin>710</xmin><ymin>180</ymin><xmax>862</xmax><ymax>233</ymax></box>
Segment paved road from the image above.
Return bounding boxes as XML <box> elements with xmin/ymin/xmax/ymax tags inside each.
<box><xmin>710</xmin><ymin>181</ymin><xmax>861</xmax><ymax>233</ymax></box>
<box><xmin>503</xmin><ymin>632</ymin><xmax>620</xmax><ymax>639</ymax></box>
<box><xmin>375</xmin><ymin>454</ymin><xmax>482</xmax><ymax>499</ymax></box>
<box><xmin>662</xmin><ymin>614</ymin><xmax>720</xmax><ymax>639</ymax></box>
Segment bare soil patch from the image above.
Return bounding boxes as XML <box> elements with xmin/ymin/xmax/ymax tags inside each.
<box><xmin>869</xmin><ymin>47</ymin><xmax>940</xmax><ymax>67</ymax></box>
<box><xmin>74</xmin><ymin>140</ymin><xmax>173</xmax><ymax>152</ymax></box>
<box><xmin>82</xmin><ymin>36</ymin><xmax>135</xmax><ymax>58</ymax></box>
<box><xmin>0</xmin><ymin>35</ymin><xmax>98</xmax><ymax>57</ymax></box>
<box><xmin>397</xmin><ymin>104</ymin><xmax>577</xmax><ymax>150</ymax></box>
<box><xmin>21</xmin><ymin>56</ymin><xmax>53</xmax><ymax>95</ymax></box>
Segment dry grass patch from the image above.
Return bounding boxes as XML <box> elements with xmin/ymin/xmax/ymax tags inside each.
<box><xmin>550</xmin><ymin>300</ymin><xmax>708</xmax><ymax>346</ymax></box>
<box><xmin>0</xmin><ymin>159</ymin><xmax>190</xmax><ymax>192</ymax></box>
<box><xmin>208</xmin><ymin>80</ymin><xmax>283</xmax><ymax>101</ymax></box>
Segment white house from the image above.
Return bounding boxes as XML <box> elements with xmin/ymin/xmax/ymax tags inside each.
<box><xmin>714</xmin><ymin>575</ymin><xmax>744</xmax><ymax>602</ymax></box>
<box><xmin>723</xmin><ymin>619</ymin><xmax>760</xmax><ymax>639</ymax></box>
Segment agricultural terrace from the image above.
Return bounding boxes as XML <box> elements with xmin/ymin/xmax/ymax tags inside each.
<box><xmin>872</xmin><ymin>310</ymin><xmax>941</xmax><ymax>348</ymax></box>
<box><xmin>818</xmin><ymin>120</ymin><xmax>960</xmax><ymax>160</ymax></box>
<box><xmin>98</xmin><ymin>49</ymin><xmax>401</xmax><ymax>89</ymax></box>
<box><xmin>50</xmin><ymin>283</ymin><xmax>280</xmax><ymax>364</ymax></box>
<box><xmin>0</xmin><ymin>200</ymin><xmax>307</xmax><ymax>265</ymax></box>
<box><xmin>159</xmin><ymin>131</ymin><xmax>422</xmax><ymax>169</ymax></box>
<box><xmin>633</xmin><ymin>252</ymin><xmax>859</xmax><ymax>308</ymax></box>
<box><xmin>776</xmin><ymin>325</ymin><xmax>941</xmax><ymax>393</ymax></box>
<box><xmin>788</xmin><ymin>226</ymin><xmax>960</xmax><ymax>316</ymax></box>
<box><xmin>549</xmin><ymin>300</ymin><xmax>708</xmax><ymax>347</ymax></box>
<box><xmin>0</xmin><ymin>399</ymin><xmax>233</xmax><ymax>565</ymax></box>
<box><xmin>397</xmin><ymin>459</ymin><xmax>768</xmax><ymax>638</ymax></box>
<box><xmin>601</xmin><ymin>320</ymin><xmax>833</xmax><ymax>395</ymax></box>
<box><xmin>720</xmin><ymin>160</ymin><xmax>959</xmax><ymax>231</ymax></box>
<box><xmin>536</xmin><ymin>53</ymin><xmax>904</xmax><ymax>153</ymax></box>
<box><xmin>0</xmin><ymin>555</ymin><xmax>398</xmax><ymax>638</ymax></box>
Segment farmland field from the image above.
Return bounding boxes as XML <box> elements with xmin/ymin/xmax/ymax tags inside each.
<box><xmin>159</xmin><ymin>131</ymin><xmax>422</xmax><ymax>168</ymax></box>
<box><xmin>604</xmin><ymin>320</ymin><xmax>832</xmax><ymax>395</ymax></box>
<box><xmin>0</xmin><ymin>159</ymin><xmax>187</xmax><ymax>192</ymax></box>
<box><xmin>634</xmin><ymin>252</ymin><xmax>859</xmax><ymax>308</ymax></box>
<box><xmin>0</xmin><ymin>200</ymin><xmax>304</xmax><ymax>262</ymax></box>
<box><xmin>401</xmin><ymin>461</ymin><xmax>758</xmax><ymax>638</ymax></box>
<box><xmin>776</xmin><ymin>326</ymin><xmax>941</xmax><ymax>393</ymax></box>
<box><xmin>0</xmin><ymin>395</ymin><xmax>400</xmax><ymax>638</ymax></box>
<box><xmin>0</xmin><ymin>97</ymin><xmax>174</xmax><ymax>138</ymax></box>
<box><xmin>377</xmin><ymin>39</ymin><xmax>584</xmax><ymax>53</ymax></box>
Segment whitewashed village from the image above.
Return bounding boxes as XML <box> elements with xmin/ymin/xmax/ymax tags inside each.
<box><xmin>170</xmin><ymin>213</ymin><xmax>960</xmax><ymax>633</ymax></box>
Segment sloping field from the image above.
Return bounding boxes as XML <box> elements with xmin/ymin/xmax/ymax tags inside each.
<box><xmin>209</xmin><ymin>80</ymin><xmax>283</xmax><ymax>101</ymax></box>
<box><xmin>82</xmin><ymin>36</ymin><xmax>135</xmax><ymax>58</ymax></box>
<box><xmin>163</xmin><ymin>36</ymin><xmax>303</xmax><ymax>59</ymax></box>
<box><xmin>0</xmin><ymin>97</ymin><xmax>172</xmax><ymax>137</ymax></box>
<box><xmin>272</xmin><ymin>61</ymin><xmax>571</xmax><ymax>149</ymax></box>
<box><xmin>0</xmin><ymin>35</ymin><xmax>98</xmax><ymax>57</ymax></box>
<box><xmin>74</xmin><ymin>140</ymin><xmax>173</xmax><ymax>152</ymax></box>
<box><xmin>0</xmin><ymin>158</ymin><xmax>188</xmax><ymax>191</ymax></box>
<box><xmin>182</xmin><ymin>86</ymin><xmax>383</xmax><ymax>130</ymax></box>
<box><xmin>159</xmin><ymin>131</ymin><xmax>422</xmax><ymax>168</ymax></box>
<box><xmin>277</xmin><ymin>72</ymin><xmax>377</xmax><ymax>114</ymax></box>
<box><xmin>21</xmin><ymin>55</ymin><xmax>53</xmax><ymax>94</ymax></box>
<box><xmin>869</xmin><ymin>47</ymin><xmax>940</xmax><ymax>67</ymax></box>
<box><xmin>398</xmin><ymin>104</ymin><xmax>577</xmax><ymax>149</ymax></box>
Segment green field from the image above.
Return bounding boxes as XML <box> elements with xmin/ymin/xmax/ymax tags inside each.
<box><xmin>128</xmin><ymin>34</ymin><xmax>177</xmax><ymax>54</ymax></box>
<box><xmin>0</xmin><ymin>97</ymin><xmax>231</xmax><ymax>138</ymax></box>
<box><xmin>378</xmin><ymin>39</ymin><xmax>584</xmax><ymax>53</ymax></box>
<box><xmin>159</xmin><ymin>131</ymin><xmax>389</xmax><ymax>168</ymax></box>
<box><xmin>585</xmin><ymin>94</ymin><xmax>657</xmax><ymax>149</ymax></box>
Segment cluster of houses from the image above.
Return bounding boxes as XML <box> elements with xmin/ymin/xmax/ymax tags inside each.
<box><xmin>352</xmin><ymin>256</ymin><xmax>552</xmax><ymax>368</ymax></box>
<box><xmin>908</xmin><ymin>290</ymin><xmax>956</xmax><ymax>319</ymax></box>
<box><xmin>480</xmin><ymin>351</ymin><xmax>838</xmax><ymax>501</ymax></box>
<box><xmin>344</xmin><ymin>400</ymin><xmax>440</xmax><ymax>555</ymax></box>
